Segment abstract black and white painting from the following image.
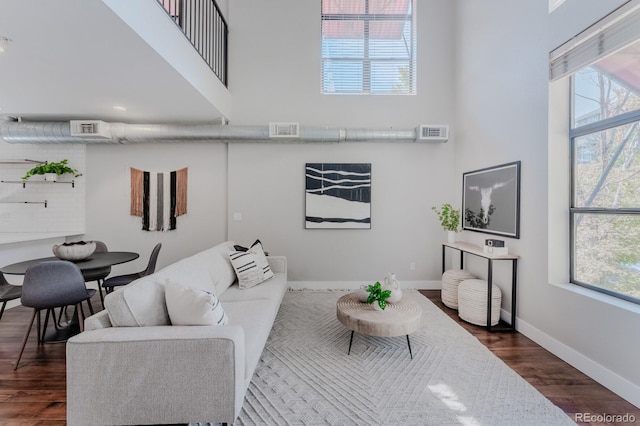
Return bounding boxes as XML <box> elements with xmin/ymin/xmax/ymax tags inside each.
<box><xmin>305</xmin><ymin>163</ymin><xmax>371</xmax><ymax>229</ymax></box>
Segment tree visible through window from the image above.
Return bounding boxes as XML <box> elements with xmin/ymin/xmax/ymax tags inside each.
<box><xmin>321</xmin><ymin>0</ymin><xmax>415</xmax><ymax>95</ymax></box>
<box><xmin>571</xmin><ymin>39</ymin><xmax>640</xmax><ymax>303</ymax></box>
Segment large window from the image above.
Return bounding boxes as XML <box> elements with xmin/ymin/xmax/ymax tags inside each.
<box><xmin>570</xmin><ymin>39</ymin><xmax>640</xmax><ymax>303</ymax></box>
<box><xmin>321</xmin><ymin>0</ymin><xmax>415</xmax><ymax>95</ymax></box>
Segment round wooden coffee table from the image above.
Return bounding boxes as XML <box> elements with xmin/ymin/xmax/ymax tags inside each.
<box><xmin>336</xmin><ymin>292</ymin><xmax>422</xmax><ymax>359</ymax></box>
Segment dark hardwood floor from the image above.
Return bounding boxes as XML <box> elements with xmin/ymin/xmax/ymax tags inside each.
<box><xmin>420</xmin><ymin>290</ymin><xmax>640</xmax><ymax>426</ymax></box>
<box><xmin>0</xmin><ymin>291</ymin><xmax>638</xmax><ymax>425</ymax></box>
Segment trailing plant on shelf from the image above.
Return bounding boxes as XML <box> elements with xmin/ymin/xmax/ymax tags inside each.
<box><xmin>366</xmin><ymin>281</ymin><xmax>392</xmax><ymax>311</ymax></box>
<box><xmin>22</xmin><ymin>159</ymin><xmax>82</xmax><ymax>181</ymax></box>
<box><xmin>432</xmin><ymin>203</ymin><xmax>461</xmax><ymax>232</ymax></box>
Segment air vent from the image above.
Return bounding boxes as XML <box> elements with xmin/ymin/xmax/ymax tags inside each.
<box><xmin>70</xmin><ymin>120</ymin><xmax>111</xmax><ymax>138</ymax></box>
<box><xmin>269</xmin><ymin>122</ymin><xmax>300</xmax><ymax>138</ymax></box>
<box><xmin>418</xmin><ymin>125</ymin><xmax>449</xmax><ymax>142</ymax></box>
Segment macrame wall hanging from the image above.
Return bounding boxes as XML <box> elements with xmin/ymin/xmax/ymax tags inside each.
<box><xmin>131</xmin><ymin>167</ymin><xmax>188</xmax><ymax>231</ymax></box>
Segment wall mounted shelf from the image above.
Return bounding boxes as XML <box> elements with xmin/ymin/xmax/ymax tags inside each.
<box><xmin>1</xmin><ymin>161</ymin><xmax>52</xmax><ymax>208</ymax></box>
<box><xmin>0</xmin><ymin>200</ymin><xmax>47</xmax><ymax>207</ymax></box>
<box><xmin>0</xmin><ymin>159</ymin><xmax>45</xmax><ymax>165</ymax></box>
<box><xmin>1</xmin><ymin>180</ymin><xmax>75</xmax><ymax>188</ymax></box>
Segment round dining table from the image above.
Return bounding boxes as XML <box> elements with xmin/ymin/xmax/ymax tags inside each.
<box><xmin>0</xmin><ymin>251</ymin><xmax>140</xmax><ymax>275</ymax></box>
<box><xmin>0</xmin><ymin>251</ymin><xmax>139</xmax><ymax>342</ymax></box>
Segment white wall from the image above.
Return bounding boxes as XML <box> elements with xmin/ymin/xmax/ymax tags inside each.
<box><xmin>228</xmin><ymin>1</ymin><xmax>454</xmax><ymax>128</ymax></box>
<box><xmin>83</xmin><ymin>143</ymin><xmax>228</xmax><ymax>275</ymax></box>
<box><xmin>226</xmin><ymin>0</ymin><xmax>456</xmax><ymax>287</ymax></box>
<box><xmin>455</xmin><ymin>0</ymin><xmax>640</xmax><ymax>407</ymax></box>
<box><xmin>103</xmin><ymin>0</ymin><xmax>232</xmax><ymax>120</ymax></box>
<box><xmin>228</xmin><ymin>142</ymin><xmax>452</xmax><ymax>286</ymax></box>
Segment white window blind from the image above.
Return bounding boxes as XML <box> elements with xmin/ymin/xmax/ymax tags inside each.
<box><xmin>321</xmin><ymin>0</ymin><xmax>416</xmax><ymax>95</ymax></box>
<box><xmin>549</xmin><ymin>2</ymin><xmax>640</xmax><ymax>81</ymax></box>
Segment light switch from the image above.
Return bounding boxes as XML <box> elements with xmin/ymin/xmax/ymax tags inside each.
<box><xmin>233</xmin><ymin>212</ymin><xmax>242</xmax><ymax>221</ymax></box>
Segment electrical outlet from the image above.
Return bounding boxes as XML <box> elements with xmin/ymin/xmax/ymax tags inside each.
<box><xmin>410</xmin><ymin>262</ymin><xmax>416</xmax><ymax>271</ymax></box>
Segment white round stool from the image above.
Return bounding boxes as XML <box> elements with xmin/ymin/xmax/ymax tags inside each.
<box><xmin>457</xmin><ymin>279</ymin><xmax>502</xmax><ymax>326</ymax></box>
<box><xmin>441</xmin><ymin>269</ymin><xmax>476</xmax><ymax>309</ymax></box>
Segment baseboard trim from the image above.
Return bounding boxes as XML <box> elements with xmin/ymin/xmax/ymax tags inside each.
<box><xmin>517</xmin><ymin>317</ymin><xmax>640</xmax><ymax>409</ymax></box>
<box><xmin>288</xmin><ymin>280</ymin><xmax>442</xmax><ymax>291</ymax></box>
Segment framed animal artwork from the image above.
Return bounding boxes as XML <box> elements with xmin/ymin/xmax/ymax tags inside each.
<box><xmin>462</xmin><ymin>161</ymin><xmax>521</xmax><ymax>238</ymax></box>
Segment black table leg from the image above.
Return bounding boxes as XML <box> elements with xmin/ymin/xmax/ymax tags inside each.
<box><xmin>487</xmin><ymin>259</ymin><xmax>493</xmax><ymax>331</ymax></box>
<box><xmin>347</xmin><ymin>330</ymin><xmax>354</xmax><ymax>355</ymax></box>
<box><xmin>406</xmin><ymin>335</ymin><xmax>413</xmax><ymax>359</ymax></box>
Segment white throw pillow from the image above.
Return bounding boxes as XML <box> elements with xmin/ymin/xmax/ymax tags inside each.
<box><xmin>164</xmin><ymin>279</ymin><xmax>228</xmax><ymax>326</ymax></box>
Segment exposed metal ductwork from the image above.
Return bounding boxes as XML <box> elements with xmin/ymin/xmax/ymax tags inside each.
<box><xmin>0</xmin><ymin>120</ymin><xmax>447</xmax><ymax>144</ymax></box>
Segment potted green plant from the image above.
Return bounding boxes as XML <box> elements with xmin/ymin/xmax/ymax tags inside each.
<box><xmin>22</xmin><ymin>159</ymin><xmax>82</xmax><ymax>182</ymax></box>
<box><xmin>432</xmin><ymin>203</ymin><xmax>461</xmax><ymax>243</ymax></box>
<box><xmin>366</xmin><ymin>281</ymin><xmax>392</xmax><ymax>311</ymax></box>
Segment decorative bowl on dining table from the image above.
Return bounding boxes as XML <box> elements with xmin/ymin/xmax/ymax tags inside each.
<box><xmin>52</xmin><ymin>241</ymin><xmax>97</xmax><ymax>261</ymax></box>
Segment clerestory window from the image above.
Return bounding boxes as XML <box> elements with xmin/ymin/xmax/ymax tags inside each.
<box><xmin>321</xmin><ymin>0</ymin><xmax>416</xmax><ymax>95</ymax></box>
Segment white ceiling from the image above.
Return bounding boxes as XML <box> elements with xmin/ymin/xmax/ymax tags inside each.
<box><xmin>0</xmin><ymin>0</ymin><xmax>225</xmax><ymax>124</ymax></box>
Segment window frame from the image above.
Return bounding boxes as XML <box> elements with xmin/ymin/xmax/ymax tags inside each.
<box><xmin>569</xmin><ymin>77</ymin><xmax>640</xmax><ymax>305</ymax></box>
<box><xmin>320</xmin><ymin>0</ymin><xmax>416</xmax><ymax>95</ymax></box>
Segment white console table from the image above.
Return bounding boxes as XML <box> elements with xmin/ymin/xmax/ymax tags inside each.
<box><xmin>442</xmin><ymin>242</ymin><xmax>519</xmax><ymax>332</ymax></box>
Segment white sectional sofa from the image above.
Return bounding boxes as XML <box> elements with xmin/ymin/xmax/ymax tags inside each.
<box><xmin>66</xmin><ymin>241</ymin><xmax>288</xmax><ymax>425</ymax></box>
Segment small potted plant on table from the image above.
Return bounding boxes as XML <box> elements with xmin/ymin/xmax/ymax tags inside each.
<box><xmin>366</xmin><ymin>281</ymin><xmax>392</xmax><ymax>311</ymax></box>
<box><xmin>432</xmin><ymin>203</ymin><xmax>461</xmax><ymax>243</ymax></box>
<box><xmin>22</xmin><ymin>159</ymin><xmax>82</xmax><ymax>182</ymax></box>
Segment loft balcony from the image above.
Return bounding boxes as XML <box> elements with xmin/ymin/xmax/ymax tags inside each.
<box><xmin>0</xmin><ymin>0</ymin><xmax>231</xmax><ymax>123</ymax></box>
<box><xmin>157</xmin><ymin>0</ymin><xmax>228</xmax><ymax>87</ymax></box>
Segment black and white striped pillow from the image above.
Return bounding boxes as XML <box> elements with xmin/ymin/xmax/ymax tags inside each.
<box><xmin>231</xmin><ymin>240</ymin><xmax>274</xmax><ymax>286</ymax></box>
<box><xmin>229</xmin><ymin>250</ymin><xmax>266</xmax><ymax>289</ymax></box>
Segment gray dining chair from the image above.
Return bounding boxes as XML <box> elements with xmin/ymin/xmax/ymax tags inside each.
<box><xmin>102</xmin><ymin>243</ymin><xmax>162</xmax><ymax>294</ymax></box>
<box><xmin>80</xmin><ymin>240</ymin><xmax>111</xmax><ymax>308</ymax></box>
<box><xmin>15</xmin><ymin>261</ymin><xmax>95</xmax><ymax>370</ymax></box>
<box><xmin>0</xmin><ymin>272</ymin><xmax>22</xmax><ymax>321</ymax></box>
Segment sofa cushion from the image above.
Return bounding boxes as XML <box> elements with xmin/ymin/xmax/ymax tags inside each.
<box><xmin>154</xmin><ymin>258</ymin><xmax>216</xmax><ymax>293</ymax></box>
<box><xmin>165</xmin><ymin>279</ymin><xmax>228</xmax><ymax>326</ymax></box>
<box><xmin>219</xmin><ymin>272</ymin><xmax>288</xmax><ymax>304</ymax></box>
<box><xmin>190</xmin><ymin>241</ymin><xmax>237</xmax><ymax>294</ymax></box>
<box><xmin>224</xmin><ymin>298</ymin><xmax>281</xmax><ymax>385</ymax></box>
<box><xmin>103</xmin><ymin>241</ymin><xmax>238</xmax><ymax>327</ymax></box>
<box><xmin>104</xmin><ymin>277</ymin><xmax>169</xmax><ymax>327</ymax></box>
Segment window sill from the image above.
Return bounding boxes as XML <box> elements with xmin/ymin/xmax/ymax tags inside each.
<box><xmin>549</xmin><ymin>281</ymin><xmax>640</xmax><ymax>315</ymax></box>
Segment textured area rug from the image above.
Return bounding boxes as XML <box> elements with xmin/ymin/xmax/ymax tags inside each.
<box><xmin>236</xmin><ymin>290</ymin><xmax>575</xmax><ymax>426</ymax></box>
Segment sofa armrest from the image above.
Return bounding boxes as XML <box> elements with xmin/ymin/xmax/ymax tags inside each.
<box><xmin>66</xmin><ymin>325</ymin><xmax>245</xmax><ymax>425</ymax></box>
<box><xmin>83</xmin><ymin>309</ymin><xmax>112</xmax><ymax>330</ymax></box>
<box><xmin>267</xmin><ymin>255</ymin><xmax>287</xmax><ymax>276</ymax></box>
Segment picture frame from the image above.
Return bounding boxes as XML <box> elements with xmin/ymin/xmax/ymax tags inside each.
<box><xmin>462</xmin><ymin>161</ymin><xmax>521</xmax><ymax>238</ymax></box>
<box><xmin>305</xmin><ymin>163</ymin><xmax>371</xmax><ymax>229</ymax></box>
